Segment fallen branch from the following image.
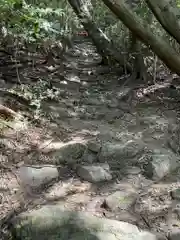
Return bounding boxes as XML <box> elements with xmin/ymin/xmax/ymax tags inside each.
<box><xmin>0</xmin><ymin>89</ymin><xmax>32</xmax><ymax>107</ymax></box>
<box><xmin>0</xmin><ymin>104</ymin><xmax>20</xmax><ymax>120</ymax></box>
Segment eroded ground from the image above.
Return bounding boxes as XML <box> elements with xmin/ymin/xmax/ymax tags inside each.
<box><xmin>1</xmin><ymin>37</ymin><xmax>180</xmax><ymax>239</ymax></box>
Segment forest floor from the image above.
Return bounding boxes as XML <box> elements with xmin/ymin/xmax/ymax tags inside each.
<box><xmin>1</xmin><ymin>36</ymin><xmax>180</xmax><ymax>239</ymax></box>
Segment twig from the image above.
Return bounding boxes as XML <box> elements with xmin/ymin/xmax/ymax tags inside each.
<box><xmin>0</xmin><ymin>104</ymin><xmax>21</xmax><ymax>120</ymax></box>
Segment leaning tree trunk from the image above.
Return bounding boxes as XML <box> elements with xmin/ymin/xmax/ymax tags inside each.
<box><xmin>67</xmin><ymin>0</ymin><xmax>132</xmax><ymax>72</ymax></box>
<box><xmin>101</xmin><ymin>0</ymin><xmax>180</xmax><ymax>76</ymax></box>
<box><xmin>145</xmin><ymin>0</ymin><xmax>180</xmax><ymax>45</ymax></box>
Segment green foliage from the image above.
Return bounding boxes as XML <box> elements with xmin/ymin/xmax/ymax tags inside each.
<box><xmin>0</xmin><ymin>0</ymin><xmax>81</xmax><ymax>47</ymax></box>
<box><xmin>13</xmin><ymin>80</ymin><xmax>60</xmax><ymax>106</ymax></box>
<box><xmin>0</xmin><ymin>0</ymin><xmax>65</xmax><ymax>42</ymax></box>
<box><xmin>0</xmin><ymin>0</ymin><xmax>154</xmax><ymax>51</ymax></box>
<box><xmin>10</xmin><ymin>79</ymin><xmax>60</xmax><ymax>119</ymax></box>
<box><xmin>176</xmin><ymin>0</ymin><xmax>180</xmax><ymax>8</ymax></box>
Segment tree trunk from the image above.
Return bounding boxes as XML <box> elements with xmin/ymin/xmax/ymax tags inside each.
<box><xmin>129</xmin><ymin>33</ymin><xmax>148</xmax><ymax>81</ymax></box>
<box><xmin>126</xmin><ymin>0</ymin><xmax>149</xmax><ymax>82</ymax></box>
<box><xmin>145</xmin><ymin>0</ymin><xmax>180</xmax><ymax>45</ymax></box>
<box><xmin>101</xmin><ymin>0</ymin><xmax>180</xmax><ymax>75</ymax></box>
<box><xmin>68</xmin><ymin>0</ymin><xmax>132</xmax><ymax>72</ymax></box>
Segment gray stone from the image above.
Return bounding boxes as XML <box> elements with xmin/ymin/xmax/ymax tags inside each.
<box><xmin>0</xmin><ymin>138</ymin><xmax>16</xmax><ymax>150</ymax></box>
<box><xmin>125</xmin><ymin>166</ymin><xmax>141</xmax><ymax>175</ymax></box>
<box><xmin>108</xmin><ymin>210</ymin><xmax>140</xmax><ymax>225</ymax></box>
<box><xmin>51</xmin><ymin>141</ymin><xmax>86</xmax><ymax>164</ymax></box>
<box><xmin>12</xmin><ymin>205</ymin><xmax>158</xmax><ymax>240</ymax></box>
<box><xmin>0</xmin><ymin>79</ymin><xmax>5</xmax><ymax>88</ymax></box>
<box><xmin>104</xmin><ymin>189</ymin><xmax>137</xmax><ymax>211</ymax></box>
<box><xmin>142</xmin><ymin>148</ymin><xmax>180</xmax><ymax>180</ymax></box>
<box><xmin>82</xmin><ymin>149</ymin><xmax>97</xmax><ymax>164</ymax></box>
<box><xmin>87</xmin><ymin>140</ymin><xmax>101</xmax><ymax>153</ymax></box>
<box><xmin>107</xmin><ymin>99</ymin><xmax>119</xmax><ymax>108</ymax></box>
<box><xmin>19</xmin><ymin>165</ymin><xmax>59</xmax><ymax>192</ymax></box>
<box><xmin>174</xmin><ymin>206</ymin><xmax>180</xmax><ymax>219</ymax></box>
<box><xmin>98</xmin><ymin>140</ymin><xmax>144</xmax><ymax>165</ymax></box>
<box><xmin>171</xmin><ymin>188</ymin><xmax>180</xmax><ymax>201</ymax></box>
<box><xmin>167</xmin><ymin>123</ymin><xmax>180</xmax><ymax>154</ymax></box>
<box><xmin>77</xmin><ymin>163</ymin><xmax>112</xmax><ymax>183</ymax></box>
<box><xmin>168</xmin><ymin>229</ymin><xmax>180</xmax><ymax>240</ymax></box>
<box><xmin>116</xmin><ymin>87</ymin><xmax>131</xmax><ymax>101</ymax></box>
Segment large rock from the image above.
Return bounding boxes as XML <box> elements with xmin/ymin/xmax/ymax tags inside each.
<box><xmin>82</xmin><ymin>149</ymin><xmax>98</xmax><ymax>164</ymax></box>
<box><xmin>104</xmin><ymin>189</ymin><xmax>137</xmax><ymax>211</ymax></box>
<box><xmin>46</xmin><ymin>140</ymin><xmax>86</xmax><ymax>164</ymax></box>
<box><xmin>171</xmin><ymin>188</ymin><xmax>180</xmax><ymax>201</ymax></box>
<box><xmin>98</xmin><ymin>140</ymin><xmax>144</xmax><ymax>166</ymax></box>
<box><xmin>142</xmin><ymin>148</ymin><xmax>180</xmax><ymax>180</ymax></box>
<box><xmin>12</xmin><ymin>205</ymin><xmax>158</xmax><ymax>240</ymax></box>
<box><xmin>77</xmin><ymin>163</ymin><xmax>112</xmax><ymax>183</ymax></box>
<box><xmin>87</xmin><ymin>140</ymin><xmax>101</xmax><ymax>153</ymax></box>
<box><xmin>167</xmin><ymin>123</ymin><xmax>180</xmax><ymax>154</ymax></box>
<box><xmin>168</xmin><ymin>229</ymin><xmax>180</xmax><ymax>240</ymax></box>
<box><xmin>19</xmin><ymin>165</ymin><xmax>59</xmax><ymax>193</ymax></box>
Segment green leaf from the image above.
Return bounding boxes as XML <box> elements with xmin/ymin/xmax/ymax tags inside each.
<box><xmin>13</xmin><ymin>0</ymin><xmax>23</xmax><ymax>10</ymax></box>
<box><xmin>33</xmin><ymin>21</ymin><xmax>39</xmax><ymax>34</ymax></box>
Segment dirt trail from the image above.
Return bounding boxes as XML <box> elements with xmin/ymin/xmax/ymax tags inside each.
<box><xmin>1</xmin><ymin>36</ymin><xmax>180</xmax><ymax>239</ymax></box>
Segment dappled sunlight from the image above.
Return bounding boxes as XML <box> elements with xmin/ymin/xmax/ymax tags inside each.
<box><xmin>1</xmin><ymin>10</ymin><xmax>180</xmax><ymax>239</ymax></box>
<box><xmin>1</xmin><ymin>67</ymin><xmax>180</xmax><ymax>237</ymax></box>
<box><xmin>38</xmin><ymin>138</ymin><xmax>87</xmax><ymax>153</ymax></box>
<box><xmin>136</xmin><ymin>82</ymin><xmax>171</xmax><ymax>98</ymax></box>
<box><xmin>44</xmin><ymin>180</ymin><xmax>92</xmax><ymax>204</ymax></box>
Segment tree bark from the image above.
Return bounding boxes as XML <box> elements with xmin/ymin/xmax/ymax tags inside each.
<box><xmin>0</xmin><ymin>104</ymin><xmax>20</xmax><ymax>120</ymax></box>
<box><xmin>126</xmin><ymin>0</ymin><xmax>149</xmax><ymax>81</ymax></box>
<box><xmin>68</xmin><ymin>0</ymin><xmax>132</xmax><ymax>72</ymax></box>
<box><xmin>145</xmin><ymin>0</ymin><xmax>180</xmax><ymax>45</ymax></box>
<box><xmin>101</xmin><ymin>0</ymin><xmax>180</xmax><ymax>75</ymax></box>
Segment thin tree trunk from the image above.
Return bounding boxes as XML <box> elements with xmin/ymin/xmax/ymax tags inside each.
<box><xmin>145</xmin><ymin>0</ymin><xmax>180</xmax><ymax>45</ymax></box>
<box><xmin>101</xmin><ymin>0</ymin><xmax>180</xmax><ymax>75</ymax></box>
<box><xmin>127</xmin><ymin>0</ymin><xmax>148</xmax><ymax>81</ymax></box>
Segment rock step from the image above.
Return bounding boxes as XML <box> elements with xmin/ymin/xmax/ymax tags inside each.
<box><xmin>12</xmin><ymin>205</ymin><xmax>158</xmax><ymax>240</ymax></box>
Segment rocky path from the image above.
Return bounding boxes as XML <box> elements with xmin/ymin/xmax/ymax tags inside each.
<box><xmin>1</xmin><ymin>36</ymin><xmax>180</xmax><ymax>240</ymax></box>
